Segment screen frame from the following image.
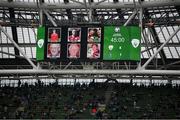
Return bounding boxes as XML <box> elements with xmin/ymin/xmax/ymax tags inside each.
<box><xmin>44</xmin><ymin>25</ymin><xmax>140</xmax><ymax>62</ymax></box>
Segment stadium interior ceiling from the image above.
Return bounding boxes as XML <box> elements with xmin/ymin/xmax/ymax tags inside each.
<box><xmin>0</xmin><ymin>0</ymin><xmax>180</xmax><ymax>84</ymax></box>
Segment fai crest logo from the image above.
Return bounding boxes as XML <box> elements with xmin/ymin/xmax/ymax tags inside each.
<box><xmin>38</xmin><ymin>39</ymin><xmax>44</xmax><ymax>48</ymax></box>
<box><xmin>115</xmin><ymin>27</ymin><xmax>120</xmax><ymax>32</ymax></box>
<box><xmin>131</xmin><ymin>39</ymin><xmax>140</xmax><ymax>48</ymax></box>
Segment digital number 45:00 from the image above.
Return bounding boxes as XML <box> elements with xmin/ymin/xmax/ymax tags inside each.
<box><xmin>111</xmin><ymin>37</ymin><xmax>125</xmax><ymax>43</ymax></box>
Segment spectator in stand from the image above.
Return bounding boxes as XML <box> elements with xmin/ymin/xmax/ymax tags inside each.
<box><xmin>145</xmin><ymin>19</ymin><xmax>155</xmax><ymax>27</ymax></box>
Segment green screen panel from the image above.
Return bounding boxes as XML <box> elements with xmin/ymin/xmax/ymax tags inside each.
<box><xmin>129</xmin><ymin>26</ymin><xmax>141</xmax><ymax>61</ymax></box>
<box><xmin>36</xmin><ymin>26</ymin><xmax>45</xmax><ymax>61</ymax></box>
<box><xmin>103</xmin><ymin>26</ymin><xmax>141</xmax><ymax>61</ymax></box>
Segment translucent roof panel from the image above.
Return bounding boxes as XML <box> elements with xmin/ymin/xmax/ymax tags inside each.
<box><xmin>31</xmin><ymin>47</ymin><xmax>36</xmax><ymax>58</ymax></box>
<box><xmin>19</xmin><ymin>47</ymin><xmax>35</xmax><ymax>58</ymax></box>
<box><xmin>0</xmin><ymin>27</ymin><xmax>15</xmax><ymax>58</ymax></box>
<box><xmin>143</xmin><ymin>28</ymin><xmax>155</xmax><ymax>43</ymax></box>
<box><xmin>42</xmin><ymin>0</ymin><xmax>159</xmax><ymax>3</ymax></box>
<box><xmin>141</xmin><ymin>47</ymin><xmax>161</xmax><ymax>59</ymax></box>
<box><xmin>166</xmin><ymin>26</ymin><xmax>180</xmax><ymax>43</ymax></box>
<box><xmin>155</xmin><ymin>26</ymin><xmax>180</xmax><ymax>43</ymax></box>
<box><xmin>155</xmin><ymin>27</ymin><xmax>166</xmax><ymax>43</ymax></box>
<box><xmin>44</xmin><ymin>0</ymin><xmax>64</xmax><ymax>3</ymax></box>
<box><xmin>170</xmin><ymin>26</ymin><xmax>180</xmax><ymax>43</ymax></box>
<box><xmin>17</xmin><ymin>27</ymin><xmax>37</xmax><ymax>44</ymax></box>
<box><xmin>154</xmin><ymin>25</ymin><xmax>180</xmax><ymax>59</ymax></box>
<box><xmin>176</xmin><ymin>47</ymin><xmax>180</xmax><ymax>56</ymax></box>
<box><xmin>17</xmin><ymin>28</ymin><xmax>25</xmax><ymax>43</ymax></box>
<box><xmin>142</xmin><ymin>0</ymin><xmax>160</xmax><ymax>1</ymax></box>
<box><xmin>141</xmin><ymin>47</ymin><xmax>149</xmax><ymax>58</ymax></box>
<box><xmin>0</xmin><ymin>47</ymin><xmax>15</xmax><ymax>58</ymax></box>
<box><xmin>14</xmin><ymin>0</ymin><xmax>37</xmax><ymax>2</ymax></box>
<box><xmin>163</xmin><ymin>47</ymin><xmax>173</xmax><ymax>58</ymax></box>
<box><xmin>168</xmin><ymin>47</ymin><xmax>180</xmax><ymax>58</ymax></box>
<box><xmin>118</xmin><ymin>0</ymin><xmax>138</xmax><ymax>2</ymax></box>
<box><xmin>2</xmin><ymin>0</ymin><xmax>168</xmax><ymax>3</ymax></box>
<box><xmin>44</xmin><ymin>0</ymin><xmax>85</xmax><ymax>3</ymax></box>
<box><xmin>0</xmin><ymin>27</ymin><xmax>12</xmax><ymax>44</ymax></box>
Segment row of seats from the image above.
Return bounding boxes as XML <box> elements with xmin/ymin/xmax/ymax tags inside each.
<box><xmin>0</xmin><ymin>81</ymin><xmax>180</xmax><ymax>119</ymax></box>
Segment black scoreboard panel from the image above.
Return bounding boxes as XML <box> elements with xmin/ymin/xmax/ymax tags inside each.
<box><xmin>44</xmin><ymin>26</ymin><xmax>103</xmax><ymax>62</ymax></box>
<box><xmin>40</xmin><ymin>25</ymin><xmax>140</xmax><ymax>62</ymax></box>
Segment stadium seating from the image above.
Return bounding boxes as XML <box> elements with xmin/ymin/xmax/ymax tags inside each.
<box><xmin>0</xmin><ymin>81</ymin><xmax>180</xmax><ymax>119</ymax></box>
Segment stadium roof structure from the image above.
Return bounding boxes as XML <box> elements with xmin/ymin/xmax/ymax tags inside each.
<box><xmin>0</xmin><ymin>0</ymin><xmax>180</xmax><ymax>82</ymax></box>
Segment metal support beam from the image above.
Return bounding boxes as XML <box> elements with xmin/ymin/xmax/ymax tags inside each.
<box><xmin>116</xmin><ymin>9</ymin><xmax>124</xmax><ymax>20</ymax></box>
<box><xmin>149</xmin><ymin>27</ymin><xmax>166</xmax><ymax>65</ymax></box>
<box><xmin>137</xmin><ymin>3</ymin><xmax>143</xmax><ymax>69</ymax></box>
<box><xmin>69</xmin><ymin>0</ymin><xmax>84</xmax><ymax>5</ymax></box>
<box><xmin>39</xmin><ymin>9</ymin><xmax>43</xmax><ymax>25</ymax></box>
<box><xmin>0</xmin><ymin>0</ymin><xmax>180</xmax><ymax>9</ymax></box>
<box><xmin>123</xmin><ymin>10</ymin><xmax>137</xmax><ymax>26</ymax></box>
<box><xmin>66</xmin><ymin>9</ymin><xmax>73</xmax><ymax>20</ymax></box>
<box><xmin>141</xmin><ymin>30</ymin><xmax>157</xmax><ymax>67</ymax></box>
<box><xmin>0</xmin><ymin>25</ymin><xmax>37</xmax><ymax>69</ymax></box>
<box><xmin>175</xmin><ymin>6</ymin><xmax>180</xmax><ymax>15</ymax></box>
<box><xmin>95</xmin><ymin>0</ymin><xmax>108</xmax><ymax>6</ymax></box>
<box><xmin>159</xmin><ymin>60</ymin><xmax>180</xmax><ymax>69</ymax></box>
<box><xmin>83</xmin><ymin>0</ymin><xmax>90</xmax><ymax>21</ymax></box>
<box><xmin>0</xmin><ymin>69</ymin><xmax>180</xmax><ymax>75</ymax></box>
<box><xmin>88</xmin><ymin>9</ymin><xmax>93</xmax><ymax>22</ymax></box>
<box><xmin>121</xmin><ymin>10</ymin><xmax>131</xmax><ymax>71</ymax></box>
<box><xmin>9</xmin><ymin>7</ymin><xmax>19</xmax><ymax>57</ymax></box>
<box><xmin>64</xmin><ymin>0</ymin><xmax>73</xmax><ymax>21</ymax></box>
<box><xmin>43</xmin><ymin>10</ymin><xmax>57</xmax><ymax>27</ymax></box>
<box><xmin>38</xmin><ymin>0</ymin><xmax>44</xmax><ymax>26</ymax></box>
<box><xmin>142</xmin><ymin>8</ymin><xmax>164</xmax><ymax>69</ymax></box>
<box><xmin>140</xmin><ymin>26</ymin><xmax>180</xmax><ymax>69</ymax></box>
<box><xmin>0</xmin><ymin>75</ymin><xmax>180</xmax><ymax>80</ymax></box>
<box><xmin>0</xmin><ymin>50</ymin><xmax>36</xmax><ymax>62</ymax></box>
<box><xmin>63</xmin><ymin>62</ymin><xmax>72</xmax><ymax>70</ymax></box>
<box><xmin>143</xmin><ymin>8</ymin><xmax>166</xmax><ymax>66</ymax></box>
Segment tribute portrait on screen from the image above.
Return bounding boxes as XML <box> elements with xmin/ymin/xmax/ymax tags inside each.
<box><xmin>68</xmin><ymin>28</ymin><xmax>81</xmax><ymax>42</ymax></box>
<box><xmin>87</xmin><ymin>28</ymin><xmax>101</xmax><ymax>42</ymax></box>
<box><xmin>67</xmin><ymin>43</ymin><xmax>80</xmax><ymax>58</ymax></box>
<box><xmin>87</xmin><ymin>43</ymin><xmax>100</xmax><ymax>59</ymax></box>
<box><xmin>47</xmin><ymin>43</ymin><xmax>60</xmax><ymax>58</ymax></box>
<box><xmin>48</xmin><ymin>28</ymin><xmax>61</xmax><ymax>42</ymax></box>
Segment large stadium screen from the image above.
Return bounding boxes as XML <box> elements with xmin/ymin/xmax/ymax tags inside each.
<box><xmin>103</xmin><ymin>26</ymin><xmax>141</xmax><ymax>61</ymax></box>
<box><xmin>36</xmin><ymin>26</ymin><xmax>140</xmax><ymax>61</ymax></box>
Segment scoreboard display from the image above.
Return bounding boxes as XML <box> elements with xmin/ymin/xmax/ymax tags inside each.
<box><xmin>103</xmin><ymin>26</ymin><xmax>141</xmax><ymax>61</ymax></box>
<box><xmin>36</xmin><ymin>26</ymin><xmax>141</xmax><ymax>61</ymax></box>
